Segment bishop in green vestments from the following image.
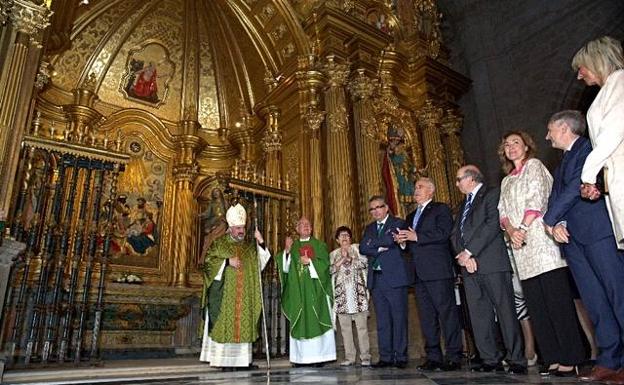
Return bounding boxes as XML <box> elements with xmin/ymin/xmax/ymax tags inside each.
<box><xmin>277</xmin><ymin>217</ymin><xmax>336</xmax><ymax>365</ymax></box>
<box><xmin>200</xmin><ymin>203</ymin><xmax>271</xmax><ymax>369</ymax></box>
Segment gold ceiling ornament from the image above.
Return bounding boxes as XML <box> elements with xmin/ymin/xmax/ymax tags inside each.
<box><xmin>4</xmin><ymin>0</ymin><xmax>52</xmax><ymax>47</ymax></box>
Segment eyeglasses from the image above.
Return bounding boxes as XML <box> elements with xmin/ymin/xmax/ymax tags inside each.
<box><xmin>368</xmin><ymin>204</ymin><xmax>386</xmax><ymax>212</ymax></box>
<box><xmin>456</xmin><ymin>175</ymin><xmax>469</xmax><ymax>183</ymax></box>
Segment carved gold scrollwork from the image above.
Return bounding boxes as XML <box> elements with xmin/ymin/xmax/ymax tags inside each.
<box><xmin>323</xmin><ymin>55</ymin><xmax>349</xmax><ymax>87</ymax></box>
<box><xmin>262</xmin><ymin>108</ymin><xmax>282</xmax><ymax>153</ymax></box>
<box><xmin>303</xmin><ymin>106</ymin><xmax>325</xmax><ymax>136</ymax></box>
<box><xmin>413</xmin><ymin>0</ymin><xmax>443</xmax><ymax>59</ymax></box>
<box><xmin>348</xmin><ymin>69</ymin><xmax>377</xmax><ymax>100</ymax></box>
<box><xmin>349</xmin><ymin>69</ymin><xmax>378</xmax><ymax>139</ymax></box>
<box><xmin>34</xmin><ymin>60</ymin><xmax>51</xmax><ymax>90</ymax></box>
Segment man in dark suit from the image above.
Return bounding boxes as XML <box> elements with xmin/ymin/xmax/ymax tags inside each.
<box><xmin>450</xmin><ymin>165</ymin><xmax>527</xmax><ymax>374</ymax></box>
<box><xmin>544</xmin><ymin>110</ymin><xmax>624</xmax><ymax>384</ymax></box>
<box><xmin>360</xmin><ymin>195</ymin><xmax>411</xmax><ymax>368</ymax></box>
<box><xmin>397</xmin><ymin>177</ymin><xmax>462</xmax><ymax>371</ymax></box>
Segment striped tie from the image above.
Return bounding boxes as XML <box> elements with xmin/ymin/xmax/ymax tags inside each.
<box><xmin>460</xmin><ymin>192</ymin><xmax>473</xmax><ymax>237</ymax></box>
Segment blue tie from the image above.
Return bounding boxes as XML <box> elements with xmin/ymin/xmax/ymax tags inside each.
<box><xmin>460</xmin><ymin>192</ymin><xmax>473</xmax><ymax>237</ymax></box>
<box><xmin>412</xmin><ymin>205</ymin><xmax>423</xmax><ymax>229</ymax></box>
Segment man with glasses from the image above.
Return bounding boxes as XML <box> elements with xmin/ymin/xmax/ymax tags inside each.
<box><xmin>450</xmin><ymin>165</ymin><xmax>526</xmax><ymax>374</ymax></box>
<box><xmin>360</xmin><ymin>196</ymin><xmax>411</xmax><ymax>368</ymax></box>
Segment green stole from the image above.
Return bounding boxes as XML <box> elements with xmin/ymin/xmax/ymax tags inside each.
<box><xmin>202</xmin><ymin>235</ymin><xmax>262</xmax><ymax>344</ymax></box>
<box><xmin>276</xmin><ymin>237</ymin><xmax>333</xmax><ymax>339</ymax></box>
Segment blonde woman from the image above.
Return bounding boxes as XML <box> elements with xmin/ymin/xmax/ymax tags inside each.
<box><xmin>572</xmin><ymin>36</ymin><xmax>624</xmax><ymax>250</ymax></box>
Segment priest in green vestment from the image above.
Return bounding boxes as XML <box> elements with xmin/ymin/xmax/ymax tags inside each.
<box><xmin>199</xmin><ymin>203</ymin><xmax>271</xmax><ymax>370</ymax></box>
<box><xmin>277</xmin><ymin>217</ymin><xmax>336</xmax><ymax>365</ymax></box>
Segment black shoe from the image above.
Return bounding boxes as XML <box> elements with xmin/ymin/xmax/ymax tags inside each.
<box><xmin>418</xmin><ymin>360</ymin><xmax>442</xmax><ymax>371</ymax></box>
<box><xmin>395</xmin><ymin>360</ymin><xmax>408</xmax><ymax>369</ymax></box>
<box><xmin>372</xmin><ymin>360</ymin><xmax>393</xmax><ymax>368</ymax></box>
<box><xmin>442</xmin><ymin>361</ymin><xmax>461</xmax><ymax>371</ymax></box>
<box><xmin>555</xmin><ymin>367</ymin><xmax>578</xmax><ymax>377</ymax></box>
<box><xmin>508</xmin><ymin>364</ymin><xmax>528</xmax><ymax>375</ymax></box>
<box><xmin>539</xmin><ymin>364</ymin><xmax>558</xmax><ymax>376</ymax></box>
<box><xmin>473</xmin><ymin>362</ymin><xmax>505</xmax><ymax>372</ymax></box>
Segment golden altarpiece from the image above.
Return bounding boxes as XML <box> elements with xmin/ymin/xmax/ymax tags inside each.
<box><xmin>0</xmin><ymin>0</ymin><xmax>469</xmax><ymax>367</ymax></box>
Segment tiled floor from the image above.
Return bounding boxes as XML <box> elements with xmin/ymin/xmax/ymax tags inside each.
<box><xmin>3</xmin><ymin>360</ymin><xmax>589</xmax><ymax>385</ymax></box>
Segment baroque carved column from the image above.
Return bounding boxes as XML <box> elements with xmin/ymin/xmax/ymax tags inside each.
<box><xmin>417</xmin><ymin>100</ymin><xmax>450</xmax><ymax>203</ymax></box>
<box><xmin>441</xmin><ymin>108</ymin><xmax>465</xmax><ymax>206</ymax></box>
<box><xmin>0</xmin><ymin>0</ymin><xmax>51</xmax><ymax>218</ymax></box>
<box><xmin>296</xmin><ymin>56</ymin><xmax>325</xmax><ymax>238</ymax></box>
<box><xmin>261</xmin><ymin>106</ymin><xmax>282</xmax><ymax>185</ymax></box>
<box><xmin>322</xmin><ymin>55</ymin><xmax>355</xmax><ymax>238</ymax></box>
<box><xmin>349</xmin><ymin>69</ymin><xmax>381</xmax><ymax>231</ymax></box>
<box><xmin>170</xmin><ymin>121</ymin><xmax>202</xmax><ymax>287</ymax></box>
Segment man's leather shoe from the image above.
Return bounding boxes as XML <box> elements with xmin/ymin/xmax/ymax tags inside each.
<box><xmin>395</xmin><ymin>360</ymin><xmax>408</xmax><ymax>369</ymax></box>
<box><xmin>472</xmin><ymin>362</ymin><xmax>505</xmax><ymax>372</ymax></box>
<box><xmin>579</xmin><ymin>365</ymin><xmax>618</xmax><ymax>382</ymax></box>
<box><xmin>372</xmin><ymin>360</ymin><xmax>393</xmax><ymax>368</ymax></box>
<box><xmin>508</xmin><ymin>364</ymin><xmax>528</xmax><ymax>374</ymax></box>
<box><xmin>417</xmin><ymin>360</ymin><xmax>442</xmax><ymax>371</ymax></box>
<box><xmin>606</xmin><ymin>368</ymin><xmax>624</xmax><ymax>385</ymax></box>
<box><xmin>441</xmin><ymin>361</ymin><xmax>461</xmax><ymax>371</ymax></box>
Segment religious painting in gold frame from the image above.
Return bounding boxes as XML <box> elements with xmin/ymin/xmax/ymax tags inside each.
<box><xmin>109</xmin><ymin>137</ymin><xmax>166</xmax><ymax>268</ymax></box>
<box><xmin>119</xmin><ymin>41</ymin><xmax>175</xmax><ymax>107</ymax></box>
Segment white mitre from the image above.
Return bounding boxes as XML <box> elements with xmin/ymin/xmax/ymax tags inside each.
<box><xmin>226</xmin><ymin>203</ymin><xmax>247</xmax><ymax>227</ymax></box>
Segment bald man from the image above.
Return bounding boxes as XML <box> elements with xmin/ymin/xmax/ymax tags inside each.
<box><xmin>450</xmin><ymin>165</ymin><xmax>526</xmax><ymax>374</ymax></box>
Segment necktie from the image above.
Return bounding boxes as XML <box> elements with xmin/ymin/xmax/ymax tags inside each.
<box><xmin>460</xmin><ymin>192</ymin><xmax>473</xmax><ymax>237</ymax></box>
<box><xmin>412</xmin><ymin>205</ymin><xmax>424</xmax><ymax>229</ymax></box>
<box><xmin>377</xmin><ymin>222</ymin><xmax>384</xmax><ymax>236</ymax></box>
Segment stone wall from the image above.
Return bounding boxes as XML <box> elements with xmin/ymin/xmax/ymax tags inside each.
<box><xmin>438</xmin><ymin>0</ymin><xmax>624</xmax><ymax>183</ymax></box>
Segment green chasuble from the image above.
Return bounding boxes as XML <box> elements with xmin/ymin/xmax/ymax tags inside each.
<box><xmin>202</xmin><ymin>235</ymin><xmax>262</xmax><ymax>344</ymax></box>
<box><xmin>276</xmin><ymin>237</ymin><xmax>333</xmax><ymax>339</ymax></box>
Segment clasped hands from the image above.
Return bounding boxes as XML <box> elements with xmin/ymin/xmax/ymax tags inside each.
<box><xmin>455</xmin><ymin>250</ymin><xmax>477</xmax><ymax>273</ymax></box>
<box><xmin>580</xmin><ymin>183</ymin><xmax>601</xmax><ymax>201</ymax></box>
<box><xmin>506</xmin><ymin>226</ymin><xmax>527</xmax><ymax>249</ymax></box>
<box><xmin>393</xmin><ymin>227</ymin><xmax>417</xmax><ymax>243</ymax></box>
<box><xmin>545</xmin><ymin>224</ymin><xmax>570</xmax><ymax>244</ymax></box>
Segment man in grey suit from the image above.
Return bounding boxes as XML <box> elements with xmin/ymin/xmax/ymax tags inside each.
<box><xmin>450</xmin><ymin>165</ymin><xmax>527</xmax><ymax>374</ymax></box>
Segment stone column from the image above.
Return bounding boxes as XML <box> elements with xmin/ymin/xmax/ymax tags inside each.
<box><xmin>441</xmin><ymin>108</ymin><xmax>465</xmax><ymax>206</ymax></box>
<box><xmin>322</xmin><ymin>55</ymin><xmax>355</xmax><ymax>239</ymax></box>
<box><xmin>0</xmin><ymin>0</ymin><xmax>51</xmax><ymax>218</ymax></box>
<box><xmin>170</xmin><ymin>120</ymin><xmax>202</xmax><ymax>287</ymax></box>
<box><xmin>348</xmin><ymin>69</ymin><xmax>382</xmax><ymax>232</ymax></box>
<box><xmin>417</xmin><ymin>100</ymin><xmax>450</xmax><ymax>203</ymax></box>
